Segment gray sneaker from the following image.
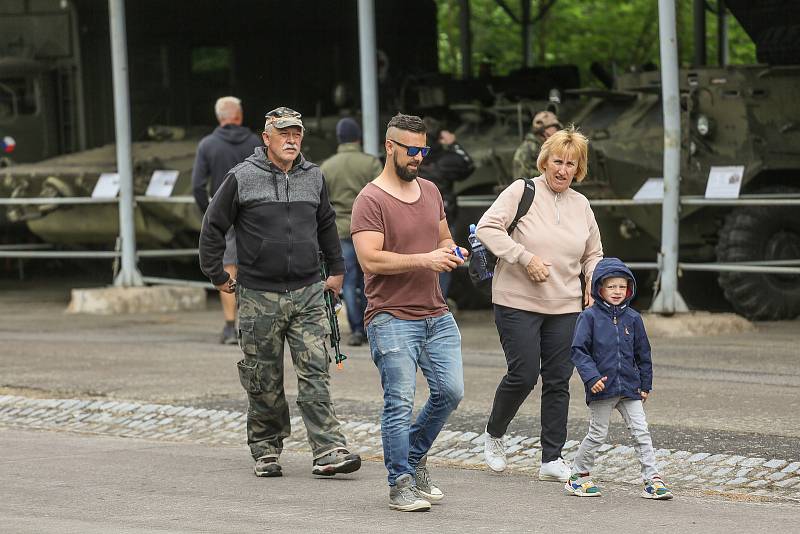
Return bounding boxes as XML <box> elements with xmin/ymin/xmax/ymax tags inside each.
<box><xmin>253</xmin><ymin>455</ymin><xmax>282</xmax><ymax>477</ymax></box>
<box><xmin>389</xmin><ymin>473</ymin><xmax>431</xmax><ymax>512</ymax></box>
<box><xmin>414</xmin><ymin>456</ymin><xmax>443</xmax><ymax>502</ymax></box>
<box><xmin>312</xmin><ymin>448</ymin><xmax>362</xmax><ymax>476</ymax></box>
<box><xmin>220</xmin><ymin>324</ymin><xmax>237</xmax><ymax>345</ymax></box>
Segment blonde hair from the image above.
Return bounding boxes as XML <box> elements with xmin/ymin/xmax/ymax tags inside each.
<box><xmin>536</xmin><ymin>125</ymin><xmax>589</xmax><ymax>182</ymax></box>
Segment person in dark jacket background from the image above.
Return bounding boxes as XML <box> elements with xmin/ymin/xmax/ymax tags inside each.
<box><xmin>320</xmin><ymin>118</ymin><xmax>383</xmax><ymax>346</ymax></box>
<box><xmin>418</xmin><ymin>117</ymin><xmax>475</xmax><ymax>299</ymax></box>
<box><xmin>192</xmin><ymin>96</ymin><xmax>262</xmax><ymax>344</ymax></box>
<box><xmin>198</xmin><ymin>106</ymin><xmax>361</xmax><ymax>480</ymax></box>
<box><xmin>567</xmin><ymin>257</ymin><xmax>672</xmax><ymax>500</ymax></box>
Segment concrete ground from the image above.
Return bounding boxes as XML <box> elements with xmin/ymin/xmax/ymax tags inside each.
<box><xmin>1</xmin><ymin>276</ymin><xmax>799</xmax><ymax>531</ymax></box>
<box><xmin>2</xmin><ymin>428</ymin><xmax>797</xmax><ymax>534</ymax></box>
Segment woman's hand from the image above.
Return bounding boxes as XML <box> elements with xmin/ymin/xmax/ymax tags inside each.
<box><xmin>584</xmin><ymin>283</ymin><xmax>594</xmax><ymax>307</ymax></box>
<box><xmin>526</xmin><ymin>255</ymin><xmax>552</xmax><ymax>282</ymax></box>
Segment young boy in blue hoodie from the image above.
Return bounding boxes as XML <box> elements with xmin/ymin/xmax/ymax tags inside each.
<box><xmin>565</xmin><ymin>257</ymin><xmax>673</xmax><ymax>500</ymax></box>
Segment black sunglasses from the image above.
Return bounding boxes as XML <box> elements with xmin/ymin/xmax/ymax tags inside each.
<box><xmin>389</xmin><ymin>139</ymin><xmax>431</xmax><ymax>157</ymax></box>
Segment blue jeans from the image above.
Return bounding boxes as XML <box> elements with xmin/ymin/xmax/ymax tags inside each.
<box><xmin>341</xmin><ymin>238</ymin><xmax>367</xmax><ymax>334</ymax></box>
<box><xmin>366</xmin><ymin>312</ymin><xmax>464</xmax><ymax>486</ymax></box>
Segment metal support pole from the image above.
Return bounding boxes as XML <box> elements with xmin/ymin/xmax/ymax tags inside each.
<box><xmin>522</xmin><ymin>0</ymin><xmax>533</xmax><ymax>68</ymax></box>
<box><xmin>458</xmin><ymin>0</ymin><xmax>472</xmax><ymax>79</ymax></box>
<box><xmin>357</xmin><ymin>0</ymin><xmax>380</xmax><ymax>156</ymax></box>
<box><xmin>109</xmin><ymin>0</ymin><xmax>142</xmax><ymax>287</ymax></box>
<box><xmin>68</xmin><ymin>0</ymin><xmax>87</xmax><ymax>151</ymax></box>
<box><xmin>651</xmin><ymin>0</ymin><xmax>688</xmax><ymax>315</ymax></box>
<box><xmin>693</xmin><ymin>0</ymin><xmax>706</xmax><ymax>66</ymax></box>
<box><xmin>717</xmin><ymin>0</ymin><xmax>728</xmax><ymax>66</ymax></box>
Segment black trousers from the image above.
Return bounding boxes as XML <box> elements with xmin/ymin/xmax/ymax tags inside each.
<box><xmin>486</xmin><ymin>305</ymin><xmax>578</xmax><ymax>463</ymax></box>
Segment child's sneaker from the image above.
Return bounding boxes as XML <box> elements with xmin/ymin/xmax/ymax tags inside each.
<box><xmin>642</xmin><ymin>478</ymin><xmax>673</xmax><ymax>500</ymax></box>
<box><xmin>564</xmin><ymin>474</ymin><xmax>602</xmax><ymax>497</ymax></box>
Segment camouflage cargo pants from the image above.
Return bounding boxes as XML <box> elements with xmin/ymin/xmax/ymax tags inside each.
<box><xmin>236</xmin><ymin>282</ymin><xmax>347</xmax><ymax>460</ymax></box>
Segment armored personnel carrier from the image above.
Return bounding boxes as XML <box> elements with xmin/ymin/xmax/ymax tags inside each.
<box><xmin>564</xmin><ymin>0</ymin><xmax>800</xmax><ymax>320</ymax></box>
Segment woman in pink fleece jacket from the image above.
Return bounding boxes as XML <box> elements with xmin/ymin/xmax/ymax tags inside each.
<box><xmin>477</xmin><ymin>126</ymin><xmax>603</xmax><ymax>482</ymax></box>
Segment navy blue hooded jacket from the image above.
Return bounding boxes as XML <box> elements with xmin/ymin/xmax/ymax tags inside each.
<box><xmin>571</xmin><ymin>257</ymin><xmax>653</xmax><ymax>404</ymax></box>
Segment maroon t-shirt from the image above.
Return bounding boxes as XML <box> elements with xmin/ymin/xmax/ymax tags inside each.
<box><xmin>350</xmin><ymin>178</ymin><xmax>448</xmax><ymax>325</ymax></box>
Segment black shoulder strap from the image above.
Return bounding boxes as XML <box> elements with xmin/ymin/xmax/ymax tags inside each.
<box><xmin>507</xmin><ymin>178</ymin><xmax>536</xmax><ymax>235</ymax></box>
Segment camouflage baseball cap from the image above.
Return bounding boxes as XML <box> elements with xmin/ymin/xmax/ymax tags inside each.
<box><xmin>532</xmin><ymin>111</ymin><xmax>562</xmax><ymax>132</ymax></box>
<box><xmin>264</xmin><ymin>107</ymin><xmax>304</xmax><ymax>130</ymax></box>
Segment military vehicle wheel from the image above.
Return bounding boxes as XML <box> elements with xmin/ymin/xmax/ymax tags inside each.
<box><xmin>716</xmin><ymin>187</ymin><xmax>800</xmax><ymax>320</ymax></box>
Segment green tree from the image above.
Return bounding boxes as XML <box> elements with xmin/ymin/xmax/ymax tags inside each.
<box><xmin>437</xmin><ymin>0</ymin><xmax>756</xmax><ymax>83</ymax></box>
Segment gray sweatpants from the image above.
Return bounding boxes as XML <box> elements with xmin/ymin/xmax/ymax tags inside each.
<box><xmin>571</xmin><ymin>396</ymin><xmax>659</xmax><ymax>481</ymax></box>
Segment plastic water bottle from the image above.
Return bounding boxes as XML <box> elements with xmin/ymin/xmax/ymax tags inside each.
<box><xmin>468</xmin><ymin>224</ymin><xmax>493</xmax><ymax>282</ymax></box>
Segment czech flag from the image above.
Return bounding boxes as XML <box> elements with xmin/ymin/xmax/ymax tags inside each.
<box><xmin>1</xmin><ymin>136</ymin><xmax>15</xmax><ymax>153</ymax></box>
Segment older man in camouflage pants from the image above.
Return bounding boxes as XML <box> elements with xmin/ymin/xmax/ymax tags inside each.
<box><xmin>199</xmin><ymin>107</ymin><xmax>361</xmax><ymax>478</ymax></box>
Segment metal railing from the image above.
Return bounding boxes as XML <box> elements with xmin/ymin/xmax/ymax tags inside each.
<box><xmin>458</xmin><ymin>192</ymin><xmax>800</xmax><ymax>276</ymax></box>
<box><xmin>2</xmin><ymin>193</ymin><xmax>799</xmax><ymax>287</ymax></box>
<box><xmin>0</xmin><ymin>196</ymin><xmax>200</xmax><ymax>264</ymax></box>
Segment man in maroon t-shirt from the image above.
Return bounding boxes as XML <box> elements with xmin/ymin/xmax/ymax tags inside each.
<box><xmin>351</xmin><ymin>113</ymin><xmax>467</xmax><ymax>512</ymax></box>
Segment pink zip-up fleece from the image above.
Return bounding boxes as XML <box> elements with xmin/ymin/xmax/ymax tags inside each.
<box><xmin>476</xmin><ymin>176</ymin><xmax>603</xmax><ymax>315</ymax></box>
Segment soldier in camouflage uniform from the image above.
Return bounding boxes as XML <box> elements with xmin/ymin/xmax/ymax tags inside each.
<box><xmin>199</xmin><ymin>107</ymin><xmax>361</xmax><ymax>479</ymax></box>
<box><xmin>512</xmin><ymin>110</ymin><xmax>562</xmax><ymax>178</ymax></box>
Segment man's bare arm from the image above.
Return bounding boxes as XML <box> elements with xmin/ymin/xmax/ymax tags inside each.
<box><xmin>353</xmin><ymin>230</ymin><xmax>462</xmax><ymax>275</ymax></box>
<box><xmin>437</xmin><ymin>218</ymin><xmax>455</xmax><ymax>250</ymax></box>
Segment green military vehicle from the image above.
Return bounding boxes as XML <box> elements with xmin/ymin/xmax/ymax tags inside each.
<box><xmin>0</xmin><ymin>0</ymin><xmax>434</xmax><ymax>254</ymax></box>
<box><xmin>562</xmin><ymin>0</ymin><xmax>799</xmax><ymax>320</ymax></box>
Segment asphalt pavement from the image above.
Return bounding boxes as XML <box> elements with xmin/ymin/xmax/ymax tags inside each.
<box><xmin>1</xmin><ymin>276</ymin><xmax>799</xmax><ymax>531</ymax></box>
<box><xmin>2</xmin><ymin>428</ymin><xmax>797</xmax><ymax>534</ymax></box>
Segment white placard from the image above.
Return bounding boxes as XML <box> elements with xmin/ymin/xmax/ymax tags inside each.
<box><xmin>633</xmin><ymin>178</ymin><xmax>664</xmax><ymax>201</ymax></box>
<box><xmin>704</xmin><ymin>166</ymin><xmax>744</xmax><ymax>199</ymax></box>
<box><xmin>145</xmin><ymin>170</ymin><xmax>179</xmax><ymax>197</ymax></box>
<box><xmin>91</xmin><ymin>173</ymin><xmax>120</xmax><ymax>198</ymax></box>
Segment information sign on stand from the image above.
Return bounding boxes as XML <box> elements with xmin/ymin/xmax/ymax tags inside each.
<box><xmin>704</xmin><ymin>166</ymin><xmax>745</xmax><ymax>199</ymax></box>
<box><xmin>91</xmin><ymin>173</ymin><xmax>121</xmax><ymax>198</ymax></box>
<box><xmin>145</xmin><ymin>170</ymin><xmax>179</xmax><ymax>197</ymax></box>
<box><xmin>633</xmin><ymin>178</ymin><xmax>664</xmax><ymax>201</ymax></box>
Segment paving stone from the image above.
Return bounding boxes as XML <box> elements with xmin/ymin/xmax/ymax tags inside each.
<box><xmin>724</xmin><ymin>477</ymin><xmax>749</xmax><ymax>486</ymax></box>
<box><xmin>703</xmin><ymin>454</ymin><xmax>729</xmax><ymax>463</ymax></box>
<box><xmin>458</xmin><ymin>431</ymin><xmax>479</xmax><ymax>442</ymax></box>
<box><xmin>506</xmin><ymin>445</ymin><xmax>523</xmax><ymax>455</ymax></box>
<box><xmin>781</xmin><ymin>462</ymin><xmax>800</xmax><ymax>474</ymax></box>
<box><xmin>769</xmin><ymin>472</ymin><xmax>788</xmax><ymax>481</ymax></box>
<box><xmin>686</xmin><ymin>452</ymin><xmax>711</xmax><ymax>462</ymax></box>
<box><xmin>735</xmin><ymin>467</ymin><xmax>752</xmax><ymax>477</ymax></box>
<box><xmin>520</xmin><ymin>437</ymin><xmax>540</xmax><ymax>446</ymax></box>
<box><xmin>654</xmin><ymin>448</ymin><xmax>671</xmax><ymax>457</ymax></box>
<box><xmin>740</xmin><ymin>457</ymin><xmax>766</xmax><ymax>467</ymax></box>
<box><xmin>747</xmin><ymin>480</ymin><xmax>769</xmax><ymax>488</ymax></box>
<box><xmin>713</xmin><ymin>467</ymin><xmax>734</xmax><ymax>476</ymax></box>
<box><xmin>505</xmin><ymin>435</ymin><xmax>526</xmax><ymax>446</ymax></box>
<box><xmin>562</xmin><ymin>440</ymin><xmax>580</xmax><ymax>450</ymax></box>
<box><xmin>763</xmin><ymin>459</ymin><xmax>787</xmax><ymax>469</ymax></box>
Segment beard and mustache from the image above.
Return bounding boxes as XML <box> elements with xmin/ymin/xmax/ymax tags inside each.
<box><xmin>393</xmin><ymin>151</ymin><xmax>419</xmax><ymax>182</ymax></box>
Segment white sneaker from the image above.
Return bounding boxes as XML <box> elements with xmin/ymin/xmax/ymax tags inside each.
<box><xmin>539</xmin><ymin>457</ymin><xmax>571</xmax><ymax>482</ymax></box>
<box><xmin>484</xmin><ymin>430</ymin><xmax>507</xmax><ymax>472</ymax></box>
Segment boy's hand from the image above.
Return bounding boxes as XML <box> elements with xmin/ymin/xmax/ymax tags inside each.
<box><xmin>641</xmin><ymin>391</ymin><xmax>649</xmax><ymax>402</ymax></box>
<box><xmin>590</xmin><ymin>376</ymin><xmax>607</xmax><ymax>393</ymax></box>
